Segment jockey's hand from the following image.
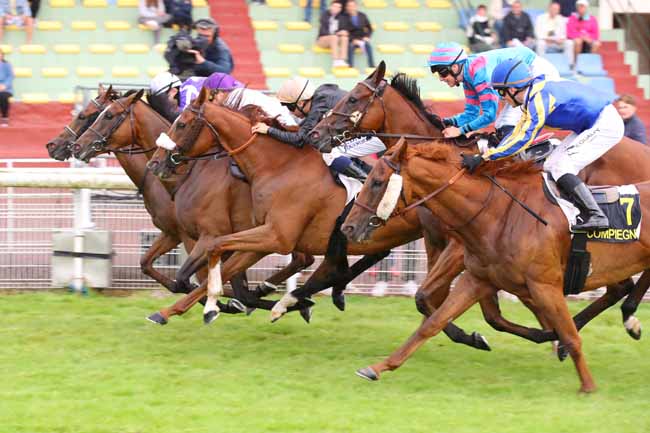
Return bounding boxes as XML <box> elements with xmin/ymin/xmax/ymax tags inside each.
<box><xmin>251</xmin><ymin>122</ymin><xmax>269</xmax><ymax>134</ymax></box>
<box><xmin>187</xmin><ymin>49</ymin><xmax>205</xmax><ymax>64</ymax></box>
<box><xmin>443</xmin><ymin>126</ymin><xmax>462</xmax><ymax>138</ymax></box>
<box><xmin>461</xmin><ymin>153</ymin><xmax>484</xmax><ymax>173</ymax></box>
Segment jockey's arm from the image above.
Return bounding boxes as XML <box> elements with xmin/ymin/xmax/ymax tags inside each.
<box><xmin>445</xmin><ymin>72</ymin><xmax>499</xmax><ymax>135</ymax></box>
<box><xmin>482</xmin><ymin>91</ymin><xmax>549</xmax><ymax>161</ymax></box>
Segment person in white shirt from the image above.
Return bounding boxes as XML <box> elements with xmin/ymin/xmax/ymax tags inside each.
<box><xmin>535</xmin><ymin>2</ymin><xmax>574</xmax><ymax>65</ymax></box>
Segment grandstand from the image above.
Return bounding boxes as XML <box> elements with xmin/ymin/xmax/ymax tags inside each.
<box><xmin>0</xmin><ymin>0</ymin><xmax>649</xmax><ymax>154</ymax></box>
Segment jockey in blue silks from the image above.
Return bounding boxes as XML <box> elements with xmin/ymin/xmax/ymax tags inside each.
<box><xmin>427</xmin><ymin>42</ymin><xmax>560</xmax><ymax>138</ymax></box>
<box><xmin>461</xmin><ymin>58</ymin><xmax>624</xmax><ymax>231</ymax></box>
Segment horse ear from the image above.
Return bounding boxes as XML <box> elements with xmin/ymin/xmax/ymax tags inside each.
<box><xmin>132</xmin><ymin>88</ymin><xmax>145</xmax><ymax>103</ymax></box>
<box><xmin>390</xmin><ymin>136</ymin><xmax>407</xmax><ymax>162</ymax></box>
<box><xmin>196</xmin><ymin>86</ymin><xmax>208</xmax><ymax>105</ymax></box>
<box><xmin>98</xmin><ymin>84</ymin><xmax>105</xmax><ymax>95</ymax></box>
<box><xmin>365</xmin><ymin>60</ymin><xmax>386</xmax><ymax>84</ymax></box>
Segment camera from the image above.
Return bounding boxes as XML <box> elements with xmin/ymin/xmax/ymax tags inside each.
<box><xmin>174</xmin><ymin>31</ymin><xmax>209</xmax><ymax>53</ymax></box>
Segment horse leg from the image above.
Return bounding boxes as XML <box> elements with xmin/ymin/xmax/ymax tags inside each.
<box><xmin>139</xmin><ymin>233</ymin><xmax>180</xmax><ymax>291</ymax></box>
<box><xmin>174</xmin><ymin>235</ymin><xmax>211</xmax><ymax>293</ymax></box>
<box><xmin>621</xmin><ymin>271</ymin><xmax>650</xmax><ymax>339</ymax></box>
<box><xmin>357</xmin><ymin>271</ymin><xmax>492</xmax><ymax>381</ymax></box>
<box><xmin>331</xmin><ymin>251</ymin><xmax>391</xmax><ymax>311</ymax></box>
<box><xmin>256</xmin><ymin>251</ymin><xmax>315</xmax><ymax>295</ymax></box>
<box><xmin>528</xmin><ymin>281</ymin><xmax>596</xmax><ymax>393</ymax></box>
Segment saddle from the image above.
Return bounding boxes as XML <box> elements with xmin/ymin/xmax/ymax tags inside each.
<box><xmin>477</xmin><ymin>132</ymin><xmax>558</xmax><ymax>164</ymax></box>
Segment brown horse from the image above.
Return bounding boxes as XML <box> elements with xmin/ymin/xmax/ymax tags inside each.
<box><xmin>72</xmin><ymin>90</ymin><xmax>315</xmax><ymax>315</ymax></box>
<box><xmin>311</xmin><ymin>62</ymin><xmax>650</xmax><ymax>350</ymax></box>
<box><xmin>145</xmin><ymin>88</ymin><xmax>479</xmax><ymax>334</ymax></box>
<box><xmin>342</xmin><ymin>138</ymin><xmax>650</xmax><ymax>392</ymax></box>
<box><xmin>46</xmin><ymin>85</ymin><xmax>120</xmax><ymax>161</ymax></box>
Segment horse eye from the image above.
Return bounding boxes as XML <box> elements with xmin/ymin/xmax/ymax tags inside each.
<box><xmin>372</xmin><ymin>179</ymin><xmax>383</xmax><ymax>188</ymax></box>
<box><xmin>105</xmin><ymin>112</ymin><xmax>113</xmax><ymax>120</ymax></box>
<box><xmin>177</xmin><ymin>122</ymin><xmax>186</xmax><ymax>129</ymax></box>
<box><xmin>78</xmin><ymin>113</ymin><xmax>86</xmax><ymax>120</ymax></box>
<box><xmin>348</xmin><ymin>97</ymin><xmax>358</xmax><ymax>104</ymax></box>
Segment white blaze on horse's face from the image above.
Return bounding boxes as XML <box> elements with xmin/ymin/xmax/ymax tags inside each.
<box><xmin>376</xmin><ymin>173</ymin><xmax>403</xmax><ymax>220</ymax></box>
<box><xmin>156</xmin><ymin>132</ymin><xmax>177</xmax><ymax>151</ymax></box>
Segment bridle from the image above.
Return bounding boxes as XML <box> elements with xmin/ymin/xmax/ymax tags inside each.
<box><xmin>353</xmin><ymin>158</ymin><xmax>495</xmax><ymax>231</ymax></box>
<box><xmin>63</xmin><ymin>97</ymin><xmax>104</xmax><ymax>142</ymax></box>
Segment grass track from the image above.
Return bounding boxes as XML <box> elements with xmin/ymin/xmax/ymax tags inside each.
<box><xmin>1</xmin><ymin>292</ymin><xmax>649</xmax><ymax>433</ymax></box>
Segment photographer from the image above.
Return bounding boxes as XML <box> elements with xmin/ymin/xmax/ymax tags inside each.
<box><xmin>164</xmin><ymin>17</ymin><xmax>234</xmax><ymax>80</ymax></box>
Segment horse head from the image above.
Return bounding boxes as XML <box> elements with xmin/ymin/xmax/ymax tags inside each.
<box><xmin>341</xmin><ymin>137</ymin><xmax>408</xmax><ymax>242</ymax></box>
<box><xmin>73</xmin><ymin>89</ymin><xmax>145</xmax><ymax>163</ymax></box>
<box><xmin>46</xmin><ymin>84</ymin><xmax>119</xmax><ymax>161</ymax></box>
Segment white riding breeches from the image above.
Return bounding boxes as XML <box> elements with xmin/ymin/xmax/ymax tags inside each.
<box><xmin>495</xmin><ymin>56</ymin><xmax>562</xmax><ymax>130</ymax></box>
<box><xmin>321</xmin><ymin>136</ymin><xmax>387</xmax><ymax>166</ymax></box>
<box><xmin>543</xmin><ymin>104</ymin><xmax>624</xmax><ymax>181</ymax></box>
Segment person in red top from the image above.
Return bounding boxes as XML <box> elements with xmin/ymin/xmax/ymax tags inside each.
<box><xmin>566</xmin><ymin>0</ymin><xmax>600</xmax><ymax>58</ymax></box>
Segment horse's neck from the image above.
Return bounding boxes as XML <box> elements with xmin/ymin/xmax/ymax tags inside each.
<box><xmin>383</xmin><ymin>94</ymin><xmax>441</xmax><ymax>140</ymax></box>
<box><xmin>114</xmin><ymin>152</ymin><xmax>151</xmax><ymax>193</ymax></box>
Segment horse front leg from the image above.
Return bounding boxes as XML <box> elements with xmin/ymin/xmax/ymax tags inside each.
<box><xmin>139</xmin><ymin>233</ymin><xmax>180</xmax><ymax>291</ymax></box>
<box><xmin>621</xmin><ymin>271</ymin><xmax>650</xmax><ymax>340</ymax></box>
<box><xmin>357</xmin><ymin>271</ymin><xmax>492</xmax><ymax>381</ymax></box>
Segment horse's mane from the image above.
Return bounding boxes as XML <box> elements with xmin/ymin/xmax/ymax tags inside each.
<box><xmin>389</xmin><ymin>74</ymin><xmax>445</xmax><ymax>130</ymax></box>
<box><xmin>146</xmin><ymin>91</ymin><xmax>178</xmax><ymax>123</ymax></box>
<box><xmin>400</xmin><ymin>142</ymin><xmax>541</xmax><ymax>179</ymax></box>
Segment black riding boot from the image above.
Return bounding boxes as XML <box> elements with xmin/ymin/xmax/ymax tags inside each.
<box><xmin>557</xmin><ymin>173</ymin><xmax>609</xmax><ymax>231</ymax></box>
<box><xmin>340</xmin><ymin>160</ymin><xmax>370</xmax><ymax>182</ymax></box>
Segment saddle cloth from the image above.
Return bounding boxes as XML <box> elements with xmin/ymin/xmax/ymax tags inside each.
<box><xmin>542</xmin><ymin>173</ymin><xmax>642</xmax><ymax>243</ymax></box>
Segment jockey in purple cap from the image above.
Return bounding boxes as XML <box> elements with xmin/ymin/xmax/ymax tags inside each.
<box><xmin>179</xmin><ymin>72</ymin><xmax>244</xmax><ymax>110</ymax></box>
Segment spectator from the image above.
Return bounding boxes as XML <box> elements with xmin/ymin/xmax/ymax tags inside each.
<box><xmin>502</xmin><ymin>0</ymin><xmax>535</xmax><ymax>49</ymax></box>
<box><xmin>0</xmin><ymin>49</ymin><xmax>13</xmax><ymax>127</ymax></box>
<box><xmin>164</xmin><ymin>0</ymin><xmax>192</xmax><ymax>30</ymax></box>
<box><xmin>138</xmin><ymin>0</ymin><xmax>171</xmax><ymax>44</ymax></box>
<box><xmin>556</xmin><ymin>0</ymin><xmax>576</xmax><ymax>18</ymax></box>
<box><xmin>28</xmin><ymin>0</ymin><xmax>39</xmax><ymax>18</ymax></box>
<box><xmin>535</xmin><ymin>2</ymin><xmax>573</xmax><ymax>65</ymax></box>
<box><xmin>467</xmin><ymin>4</ymin><xmax>497</xmax><ymax>53</ymax></box>
<box><xmin>567</xmin><ymin>0</ymin><xmax>600</xmax><ymax>58</ymax></box>
<box><xmin>164</xmin><ymin>18</ymin><xmax>234</xmax><ymax>80</ymax></box>
<box><xmin>615</xmin><ymin>94</ymin><xmax>647</xmax><ymax>145</ymax></box>
<box><xmin>488</xmin><ymin>0</ymin><xmax>514</xmax><ymax>46</ymax></box>
<box><xmin>304</xmin><ymin>0</ymin><xmax>326</xmax><ymax>23</ymax></box>
<box><xmin>0</xmin><ymin>0</ymin><xmax>34</xmax><ymax>44</ymax></box>
<box><xmin>317</xmin><ymin>1</ymin><xmax>349</xmax><ymax>67</ymax></box>
<box><xmin>344</xmin><ymin>0</ymin><xmax>374</xmax><ymax>68</ymax></box>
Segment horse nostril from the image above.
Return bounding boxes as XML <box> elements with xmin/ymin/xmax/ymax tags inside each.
<box><xmin>341</xmin><ymin>224</ymin><xmax>354</xmax><ymax>235</ymax></box>
<box><xmin>147</xmin><ymin>160</ymin><xmax>159</xmax><ymax>170</ymax></box>
<box><xmin>72</xmin><ymin>144</ymin><xmax>81</xmax><ymax>154</ymax></box>
<box><xmin>310</xmin><ymin>131</ymin><xmax>320</xmax><ymax>141</ymax></box>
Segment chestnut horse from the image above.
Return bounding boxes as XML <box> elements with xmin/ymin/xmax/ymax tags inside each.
<box><xmin>144</xmin><ymin>88</ymin><xmax>483</xmax><ymax>339</ymax></box>
<box><xmin>311</xmin><ymin>62</ymin><xmax>650</xmax><ymax>349</ymax></box>
<box><xmin>72</xmin><ymin>90</ymin><xmax>314</xmax><ymax>314</ymax></box>
<box><xmin>343</xmin><ymin>138</ymin><xmax>650</xmax><ymax>392</ymax></box>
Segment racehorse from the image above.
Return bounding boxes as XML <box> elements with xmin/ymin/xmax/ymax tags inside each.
<box><xmin>342</xmin><ymin>138</ymin><xmax>650</xmax><ymax>392</ymax></box>
<box><xmin>143</xmin><ymin>88</ymin><xmax>487</xmax><ymax>348</ymax></box>
<box><xmin>310</xmin><ymin>61</ymin><xmax>650</xmax><ymax>350</ymax></box>
<box><xmin>46</xmin><ymin>85</ymin><xmax>119</xmax><ymax>161</ymax></box>
<box><xmin>72</xmin><ymin>90</ymin><xmax>315</xmax><ymax>315</ymax></box>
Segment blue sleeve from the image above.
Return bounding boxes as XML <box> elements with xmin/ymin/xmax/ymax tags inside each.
<box><xmin>483</xmin><ymin>91</ymin><xmax>549</xmax><ymax>160</ymax></box>
<box><xmin>447</xmin><ymin>67</ymin><xmax>499</xmax><ymax>133</ymax></box>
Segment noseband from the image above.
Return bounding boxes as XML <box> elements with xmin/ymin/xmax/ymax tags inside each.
<box><xmin>62</xmin><ymin>98</ymin><xmax>104</xmax><ymax>143</ymax></box>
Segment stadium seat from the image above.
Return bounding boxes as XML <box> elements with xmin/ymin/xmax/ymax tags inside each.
<box><xmin>543</xmin><ymin>53</ymin><xmax>573</xmax><ymax>78</ymax></box>
<box><xmin>253</xmin><ymin>21</ymin><xmax>278</xmax><ymax>31</ymax></box>
<box><xmin>113</xmin><ymin>67</ymin><xmax>140</xmax><ymax>78</ymax></box>
<box><xmin>54</xmin><ymin>44</ymin><xmax>81</xmax><ymax>54</ymax></box>
<box><xmin>285</xmin><ymin>21</ymin><xmax>312</xmax><ymax>31</ymax></box>
<box><xmin>576</xmin><ymin>53</ymin><xmax>607</xmax><ymax>76</ymax></box>
<box><xmin>298</xmin><ymin>0</ymin><xmax>320</xmax><ymax>6</ymax></box>
<box><xmin>586</xmin><ymin>76</ymin><xmax>616</xmax><ymax>98</ymax></box>
<box><xmin>13</xmin><ymin>67</ymin><xmax>32</xmax><ymax>78</ymax></box>
<box><xmin>117</xmin><ymin>0</ymin><xmax>137</xmax><ymax>6</ymax></box>
<box><xmin>426</xmin><ymin>0</ymin><xmax>451</xmax><ymax>7</ymax></box>
<box><xmin>76</xmin><ymin>67</ymin><xmax>104</xmax><ymax>78</ymax></box>
<box><xmin>83</xmin><ymin>0</ymin><xmax>108</xmax><ymax>7</ymax></box>
<box><xmin>192</xmin><ymin>0</ymin><xmax>207</xmax><ymax>6</ymax></box>
<box><xmin>395</xmin><ymin>0</ymin><xmax>420</xmax><ymax>7</ymax></box>
<box><xmin>0</xmin><ymin>44</ymin><xmax>12</xmax><ymax>54</ymax></box>
<box><xmin>71</xmin><ymin>21</ymin><xmax>97</xmax><ymax>31</ymax></box>
<box><xmin>123</xmin><ymin>44</ymin><xmax>150</xmax><ymax>54</ymax></box>
<box><xmin>105</xmin><ymin>21</ymin><xmax>131</xmax><ymax>31</ymax></box>
<box><xmin>410</xmin><ymin>44</ymin><xmax>434</xmax><ymax>54</ymax></box>
<box><xmin>49</xmin><ymin>0</ymin><xmax>74</xmax><ymax>7</ymax></box>
<box><xmin>147</xmin><ymin>66</ymin><xmax>167</xmax><ymax>77</ymax></box>
<box><xmin>36</xmin><ymin>21</ymin><xmax>63</xmax><ymax>31</ymax></box>
<box><xmin>267</xmin><ymin>0</ymin><xmax>292</xmax><ymax>7</ymax></box>
<box><xmin>89</xmin><ymin>44</ymin><xmax>117</xmax><ymax>54</ymax></box>
<box><xmin>278</xmin><ymin>43</ymin><xmax>305</xmax><ymax>53</ymax></box>
<box><xmin>153</xmin><ymin>44</ymin><xmax>166</xmax><ymax>53</ymax></box>
<box><xmin>363</xmin><ymin>0</ymin><xmax>388</xmax><ymax>7</ymax></box>
<box><xmin>398</xmin><ymin>67</ymin><xmax>426</xmax><ymax>78</ymax></box>
<box><xmin>332</xmin><ymin>67</ymin><xmax>360</xmax><ymax>78</ymax></box>
<box><xmin>58</xmin><ymin>93</ymin><xmax>77</xmax><ymax>103</ymax></box>
<box><xmin>377</xmin><ymin>44</ymin><xmax>405</xmax><ymax>53</ymax></box>
<box><xmin>298</xmin><ymin>67</ymin><xmax>325</xmax><ymax>78</ymax></box>
<box><xmin>42</xmin><ymin>67</ymin><xmax>69</xmax><ymax>78</ymax></box>
<box><xmin>383</xmin><ymin>22</ymin><xmax>409</xmax><ymax>31</ymax></box>
<box><xmin>21</xmin><ymin>93</ymin><xmax>50</xmax><ymax>103</ymax></box>
<box><xmin>19</xmin><ymin>44</ymin><xmax>46</xmax><ymax>54</ymax></box>
<box><xmin>312</xmin><ymin>45</ymin><xmax>330</xmax><ymax>53</ymax></box>
<box><xmin>415</xmin><ymin>21</ymin><xmax>442</xmax><ymax>31</ymax></box>
<box><xmin>264</xmin><ymin>67</ymin><xmax>291</xmax><ymax>78</ymax></box>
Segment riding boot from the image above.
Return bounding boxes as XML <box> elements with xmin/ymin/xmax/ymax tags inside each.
<box><xmin>556</xmin><ymin>173</ymin><xmax>609</xmax><ymax>231</ymax></box>
<box><xmin>339</xmin><ymin>160</ymin><xmax>370</xmax><ymax>182</ymax></box>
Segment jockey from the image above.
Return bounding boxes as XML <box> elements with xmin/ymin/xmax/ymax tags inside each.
<box><xmin>149</xmin><ymin>71</ymin><xmax>183</xmax><ymax>121</ymax></box>
<box><xmin>427</xmin><ymin>42</ymin><xmax>560</xmax><ymax>139</ymax></box>
<box><xmin>179</xmin><ymin>72</ymin><xmax>244</xmax><ymax>110</ymax></box>
<box><xmin>220</xmin><ymin>86</ymin><xmax>298</xmax><ymax>128</ymax></box>
<box><xmin>461</xmin><ymin>58</ymin><xmax>623</xmax><ymax>231</ymax></box>
<box><xmin>250</xmin><ymin>76</ymin><xmax>385</xmax><ymax>182</ymax></box>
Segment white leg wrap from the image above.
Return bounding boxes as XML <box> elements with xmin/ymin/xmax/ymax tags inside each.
<box><xmin>204</xmin><ymin>260</ymin><xmax>222</xmax><ymax>315</ymax></box>
<box><xmin>271</xmin><ymin>292</ymin><xmax>299</xmax><ymax>316</ymax></box>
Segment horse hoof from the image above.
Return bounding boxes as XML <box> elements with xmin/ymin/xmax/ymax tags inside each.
<box><xmin>146</xmin><ymin>312</ymin><xmax>167</xmax><ymax>325</ymax></box>
<box><xmin>270</xmin><ymin>311</ymin><xmax>283</xmax><ymax>323</ymax></box>
<box><xmin>229</xmin><ymin>299</ymin><xmax>246</xmax><ymax>313</ymax></box>
<box><xmin>557</xmin><ymin>344</ymin><xmax>569</xmax><ymax>362</ymax></box>
<box><xmin>624</xmin><ymin>316</ymin><xmax>642</xmax><ymax>340</ymax></box>
<box><xmin>203</xmin><ymin>310</ymin><xmax>219</xmax><ymax>325</ymax></box>
<box><xmin>471</xmin><ymin>332</ymin><xmax>491</xmax><ymax>351</ymax></box>
<box><xmin>245</xmin><ymin>307</ymin><xmax>256</xmax><ymax>316</ymax></box>
<box><xmin>299</xmin><ymin>307</ymin><xmax>312</xmax><ymax>323</ymax></box>
<box><xmin>356</xmin><ymin>367</ymin><xmax>379</xmax><ymax>381</ymax></box>
<box><xmin>332</xmin><ymin>292</ymin><xmax>346</xmax><ymax>311</ymax></box>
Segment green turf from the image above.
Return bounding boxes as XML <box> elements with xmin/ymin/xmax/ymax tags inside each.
<box><xmin>1</xmin><ymin>292</ymin><xmax>648</xmax><ymax>433</ymax></box>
